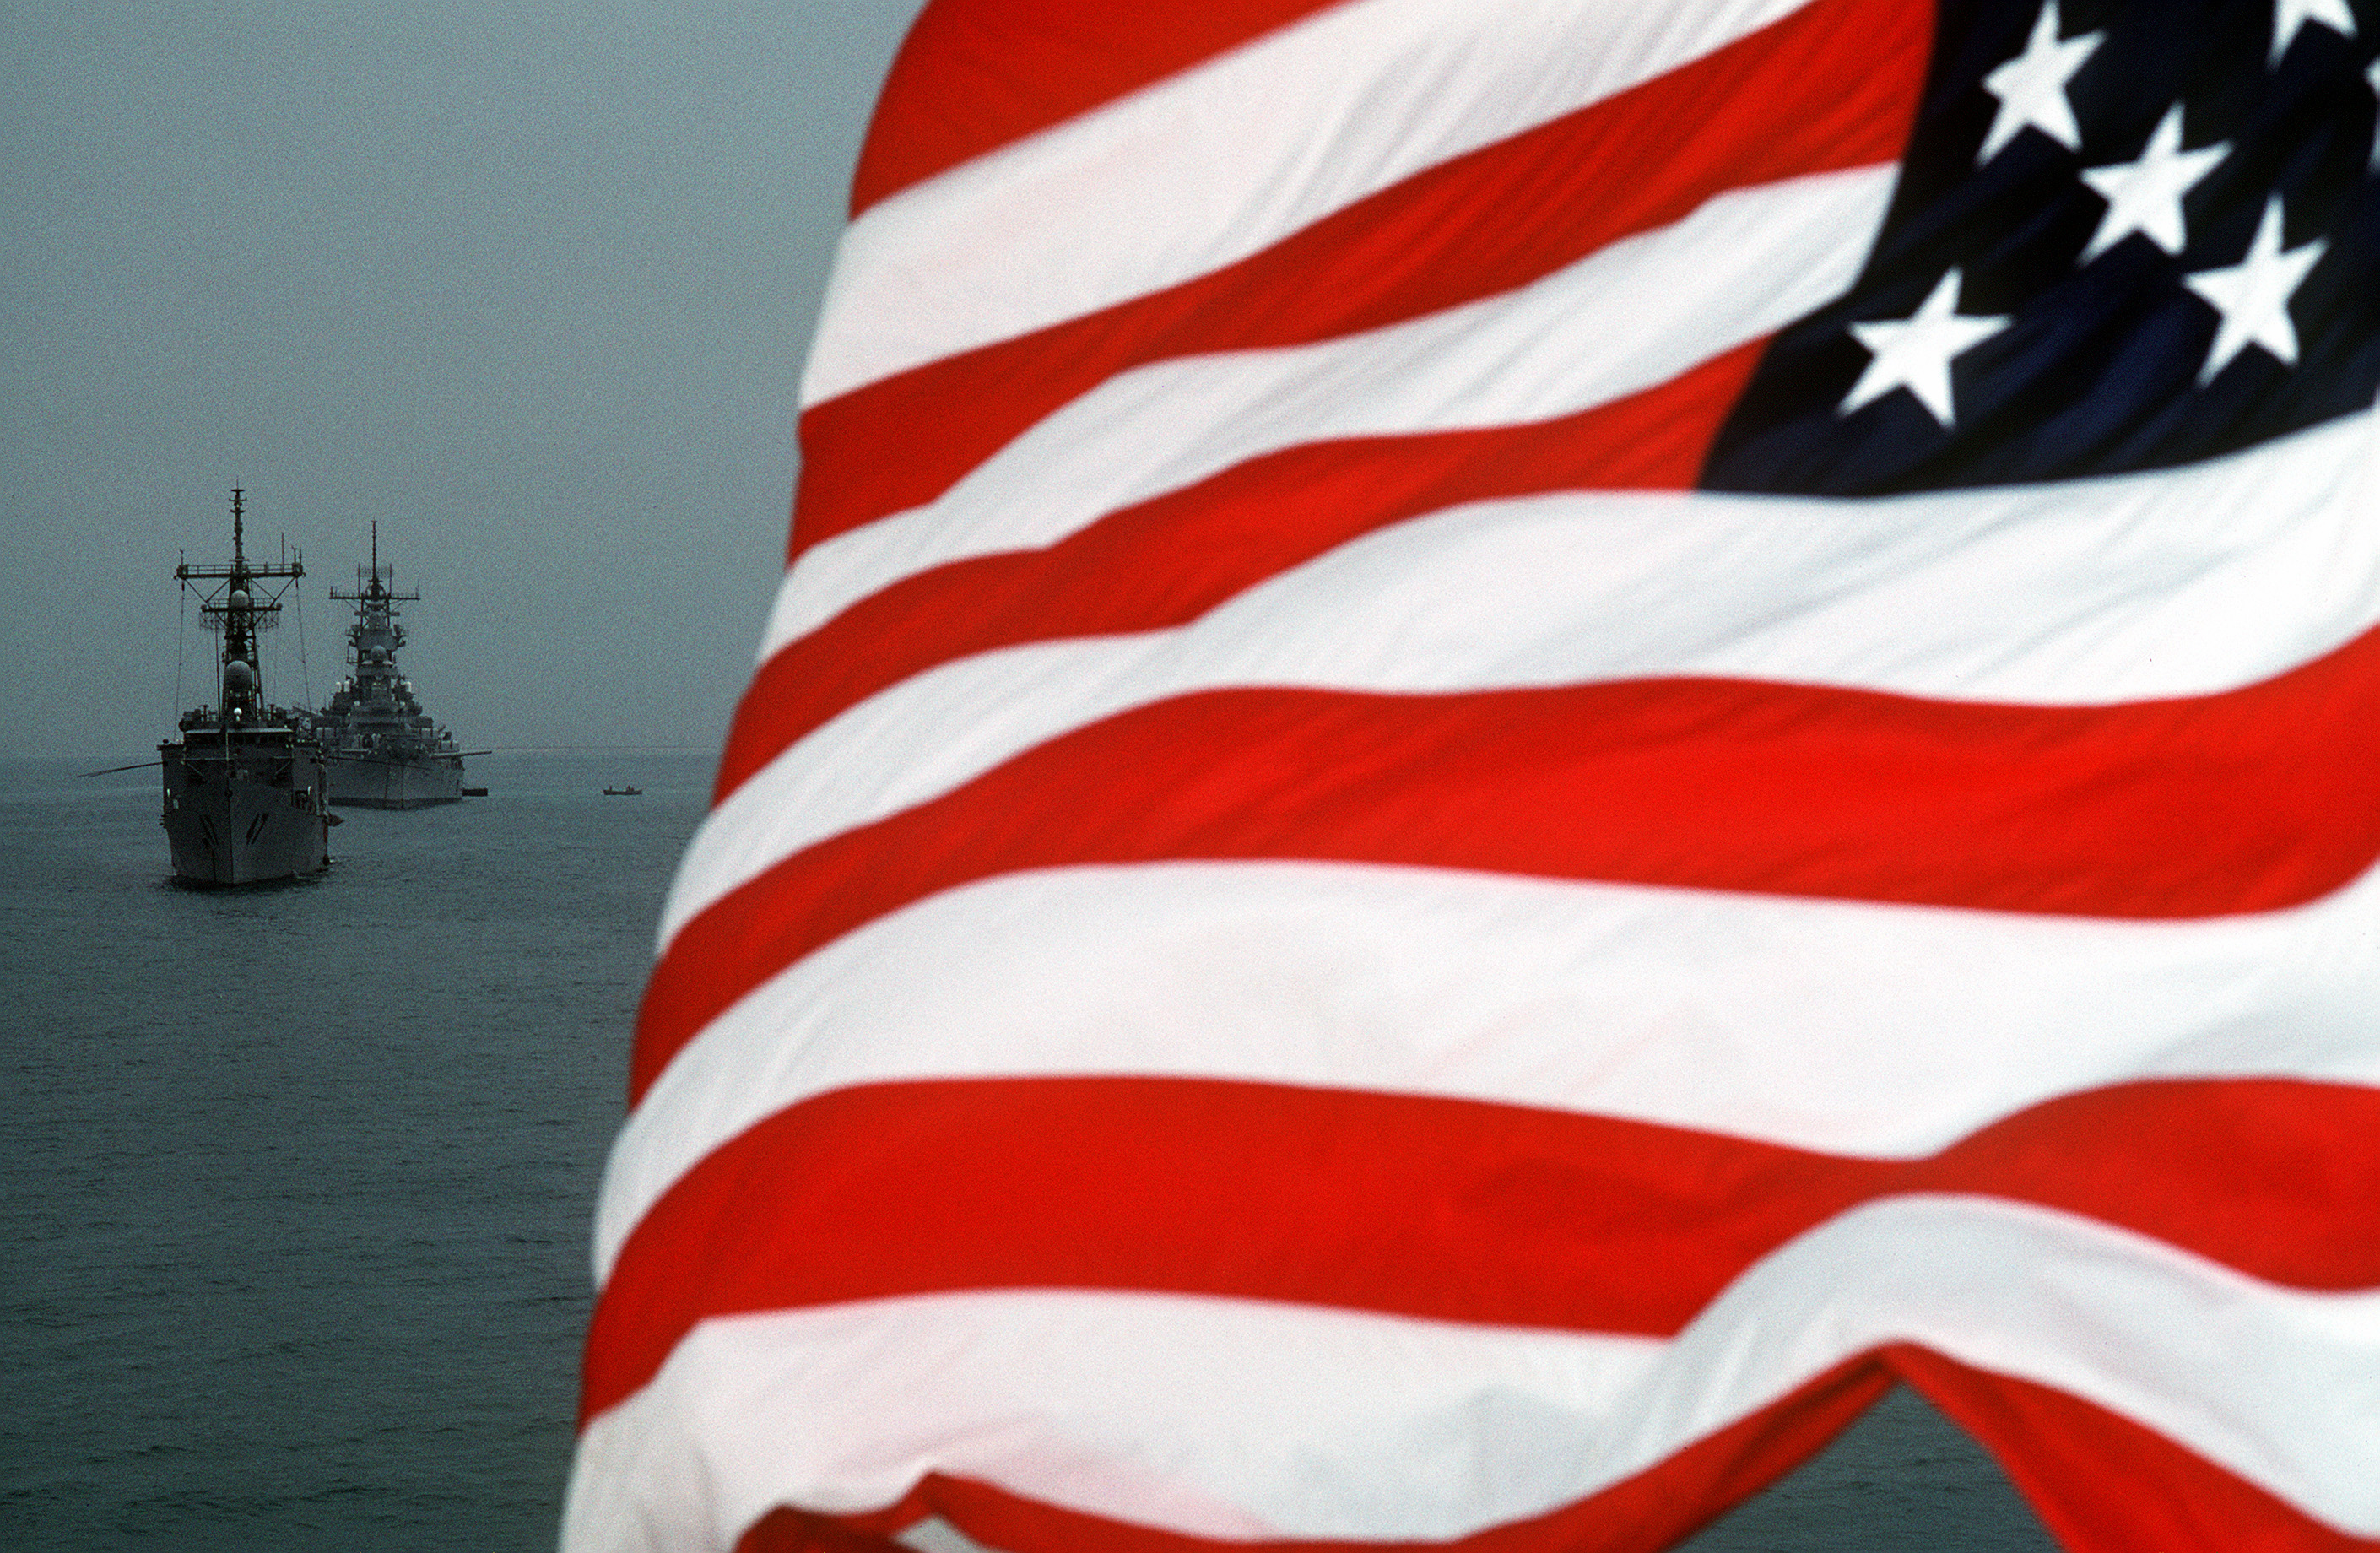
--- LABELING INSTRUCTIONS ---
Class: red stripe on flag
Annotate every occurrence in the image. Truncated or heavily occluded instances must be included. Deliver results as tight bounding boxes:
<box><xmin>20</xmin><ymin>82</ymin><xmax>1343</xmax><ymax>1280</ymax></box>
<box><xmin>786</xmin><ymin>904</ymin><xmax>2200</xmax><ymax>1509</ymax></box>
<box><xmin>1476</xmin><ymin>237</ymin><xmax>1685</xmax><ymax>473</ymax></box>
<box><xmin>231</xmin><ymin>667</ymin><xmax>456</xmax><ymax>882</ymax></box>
<box><xmin>644</xmin><ymin>625</ymin><xmax>2380</xmax><ymax>1099</ymax></box>
<box><xmin>729</xmin><ymin>1345</ymin><xmax>2380</xmax><ymax>1552</ymax></box>
<box><xmin>1890</xmin><ymin>1347</ymin><xmax>2380</xmax><ymax>1553</ymax></box>
<box><xmin>721</xmin><ymin>342</ymin><xmax>1761</xmax><ymax>802</ymax></box>
<box><xmin>739</xmin><ymin>1358</ymin><xmax>1901</xmax><ymax>1553</ymax></box>
<box><xmin>795</xmin><ymin>0</ymin><xmax>1927</xmax><ymax>555</ymax></box>
<box><xmin>583</xmin><ymin>1076</ymin><xmax>2380</xmax><ymax>1424</ymax></box>
<box><xmin>851</xmin><ymin>0</ymin><xmax>1350</xmax><ymax>216</ymax></box>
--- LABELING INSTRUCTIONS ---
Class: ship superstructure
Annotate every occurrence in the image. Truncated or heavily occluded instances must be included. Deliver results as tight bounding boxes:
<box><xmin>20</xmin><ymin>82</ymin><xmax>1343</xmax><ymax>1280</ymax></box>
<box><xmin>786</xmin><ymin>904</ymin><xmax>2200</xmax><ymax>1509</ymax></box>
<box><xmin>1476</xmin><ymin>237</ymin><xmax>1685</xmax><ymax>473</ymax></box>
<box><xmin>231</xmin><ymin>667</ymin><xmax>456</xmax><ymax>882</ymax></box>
<box><xmin>159</xmin><ymin>490</ymin><xmax>332</xmax><ymax>885</ymax></box>
<box><xmin>313</xmin><ymin>525</ymin><xmax>465</xmax><ymax>809</ymax></box>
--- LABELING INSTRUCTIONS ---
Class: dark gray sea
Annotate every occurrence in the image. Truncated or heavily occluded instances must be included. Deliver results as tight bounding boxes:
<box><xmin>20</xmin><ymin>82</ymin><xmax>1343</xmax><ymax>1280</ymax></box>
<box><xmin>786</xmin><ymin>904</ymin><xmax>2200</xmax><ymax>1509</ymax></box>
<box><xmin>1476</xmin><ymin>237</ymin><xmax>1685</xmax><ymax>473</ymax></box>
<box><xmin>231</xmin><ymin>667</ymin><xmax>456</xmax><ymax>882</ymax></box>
<box><xmin>1</xmin><ymin>750</ymin><xmax>2058</xmax><ymax>1552</ymax></box>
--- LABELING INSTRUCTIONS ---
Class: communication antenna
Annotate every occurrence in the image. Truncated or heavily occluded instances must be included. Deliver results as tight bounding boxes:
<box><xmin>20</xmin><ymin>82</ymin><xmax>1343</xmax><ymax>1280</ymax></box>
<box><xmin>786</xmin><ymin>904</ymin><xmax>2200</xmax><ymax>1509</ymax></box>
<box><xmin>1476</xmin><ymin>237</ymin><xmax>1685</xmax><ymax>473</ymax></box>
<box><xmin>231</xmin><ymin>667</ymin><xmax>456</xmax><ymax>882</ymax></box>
<box><xmin>176</xmin><ymin>558</ymin><xmax>187</xmax><ymax>724</ymax></box>
<box><xmin>293</xmin><ymin>544</ymin><xmax>313</xmax><ymax>709</ymax></box>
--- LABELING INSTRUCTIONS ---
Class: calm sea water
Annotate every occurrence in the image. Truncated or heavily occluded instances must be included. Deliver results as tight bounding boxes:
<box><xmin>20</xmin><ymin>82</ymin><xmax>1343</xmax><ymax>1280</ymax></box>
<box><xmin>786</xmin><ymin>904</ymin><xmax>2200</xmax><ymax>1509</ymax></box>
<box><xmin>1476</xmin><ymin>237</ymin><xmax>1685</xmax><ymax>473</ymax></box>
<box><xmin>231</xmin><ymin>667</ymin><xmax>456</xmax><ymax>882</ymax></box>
<box><xmin>0</xmin><ymin>751</ymin><xmax>2056</xmax><ymax>1551</ymax></box>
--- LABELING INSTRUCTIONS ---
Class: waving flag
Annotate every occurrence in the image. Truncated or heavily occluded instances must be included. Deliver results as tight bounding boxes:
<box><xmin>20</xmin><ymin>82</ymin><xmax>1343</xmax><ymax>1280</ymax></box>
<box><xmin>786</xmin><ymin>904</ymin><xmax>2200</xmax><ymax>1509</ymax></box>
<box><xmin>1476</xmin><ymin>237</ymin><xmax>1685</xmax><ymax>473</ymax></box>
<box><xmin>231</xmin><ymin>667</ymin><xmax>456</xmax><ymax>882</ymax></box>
<box><xmin>567</xmin><ymin>1</ymin><xmax>2380</xmax><ymax>1550</ymax></box>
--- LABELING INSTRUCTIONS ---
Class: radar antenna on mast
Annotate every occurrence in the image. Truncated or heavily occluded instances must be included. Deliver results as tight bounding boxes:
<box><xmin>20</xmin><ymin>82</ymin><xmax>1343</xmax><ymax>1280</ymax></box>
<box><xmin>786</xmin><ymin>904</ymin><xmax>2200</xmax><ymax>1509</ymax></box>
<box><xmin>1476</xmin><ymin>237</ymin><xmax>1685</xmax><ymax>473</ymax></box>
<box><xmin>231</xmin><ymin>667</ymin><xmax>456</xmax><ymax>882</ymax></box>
<box><xmin>175</xmin><ymin>488</ymin><xmax>305</xmax><ymax>713</ymax></box>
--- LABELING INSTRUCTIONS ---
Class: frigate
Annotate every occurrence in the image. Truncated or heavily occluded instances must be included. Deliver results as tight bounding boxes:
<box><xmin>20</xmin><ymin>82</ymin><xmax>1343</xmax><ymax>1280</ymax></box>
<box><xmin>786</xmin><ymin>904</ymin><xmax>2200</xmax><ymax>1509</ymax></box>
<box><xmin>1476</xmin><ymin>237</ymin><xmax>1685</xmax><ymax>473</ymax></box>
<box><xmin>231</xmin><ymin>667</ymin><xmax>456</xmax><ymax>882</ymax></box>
<box><xmin>312</xmin><ymin>525</ymin><xmax>468</xmax><ymax>808</ymax></box>
<box><xmin>159</xmin><ymin>490</ymin><xmax>333</xmax><ymax>885</ymax></box>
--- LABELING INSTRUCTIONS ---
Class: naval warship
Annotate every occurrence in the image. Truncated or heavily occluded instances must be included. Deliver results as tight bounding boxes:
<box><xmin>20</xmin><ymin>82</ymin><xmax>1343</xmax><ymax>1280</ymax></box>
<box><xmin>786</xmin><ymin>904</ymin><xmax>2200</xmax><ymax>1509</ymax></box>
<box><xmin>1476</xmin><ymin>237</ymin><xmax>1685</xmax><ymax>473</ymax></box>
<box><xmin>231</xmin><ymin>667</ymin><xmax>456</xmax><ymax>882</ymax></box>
<box><xmin>311</xmin><ymin>525</ymin><xmax>467</xmax><ymax>808</ymax></box>
<box><xmin>159</xmin><ymin>490</ymin><xmax>333</xmax><ymax>885</ymax></box>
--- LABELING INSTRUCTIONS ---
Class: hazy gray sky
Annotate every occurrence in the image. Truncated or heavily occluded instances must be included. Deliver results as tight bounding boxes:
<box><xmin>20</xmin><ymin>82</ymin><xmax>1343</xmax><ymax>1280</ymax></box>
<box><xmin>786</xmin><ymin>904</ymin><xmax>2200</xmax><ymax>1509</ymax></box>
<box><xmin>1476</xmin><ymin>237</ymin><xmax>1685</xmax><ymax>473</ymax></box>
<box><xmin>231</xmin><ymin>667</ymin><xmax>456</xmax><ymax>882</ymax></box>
<box><xmin>3</xmin><ymin>0</ymin><xmax>929</xmax><ymax>760</ymax></box>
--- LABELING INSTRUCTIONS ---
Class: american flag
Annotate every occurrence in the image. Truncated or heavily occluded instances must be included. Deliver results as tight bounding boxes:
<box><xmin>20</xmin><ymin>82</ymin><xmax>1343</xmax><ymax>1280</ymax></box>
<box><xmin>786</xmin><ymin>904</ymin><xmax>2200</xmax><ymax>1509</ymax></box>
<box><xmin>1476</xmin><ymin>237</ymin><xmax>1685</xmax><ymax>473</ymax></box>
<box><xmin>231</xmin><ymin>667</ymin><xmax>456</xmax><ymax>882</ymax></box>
<box><xmin>567</xmin><ymin>2</ymin><xmax>2380</xmax><ymax>1549</ymax></box>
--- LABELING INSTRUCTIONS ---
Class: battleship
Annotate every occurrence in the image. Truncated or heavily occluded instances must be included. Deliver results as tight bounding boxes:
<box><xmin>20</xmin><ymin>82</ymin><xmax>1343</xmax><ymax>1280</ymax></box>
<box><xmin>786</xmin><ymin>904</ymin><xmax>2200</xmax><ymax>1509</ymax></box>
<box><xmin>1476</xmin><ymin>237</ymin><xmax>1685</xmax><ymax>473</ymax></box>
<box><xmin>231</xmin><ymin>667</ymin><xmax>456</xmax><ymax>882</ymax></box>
<box><xmin>159</xmin><ymin>490</ymin><xmax>333</xmax><ymax>885</ymax></box>
<box><xmin>311</xmin><ymin>525</ymin><xmax>468</xmax><ymax>808</ymax></box>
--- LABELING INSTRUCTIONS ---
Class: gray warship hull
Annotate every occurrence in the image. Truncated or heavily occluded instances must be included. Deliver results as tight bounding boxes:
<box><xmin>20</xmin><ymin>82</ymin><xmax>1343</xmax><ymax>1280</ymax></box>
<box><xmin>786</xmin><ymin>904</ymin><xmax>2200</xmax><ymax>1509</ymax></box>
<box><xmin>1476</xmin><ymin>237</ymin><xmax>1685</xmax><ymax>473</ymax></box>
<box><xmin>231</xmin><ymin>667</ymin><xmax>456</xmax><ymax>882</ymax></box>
<box><xmin>160</xmin><ymin>733</ymin><xmax>332</xmax><ymax>885</ymax></box>
<box><xmin>325</xmin><ymin>751</ymin><xmax>464</xmax><ymax>809</ymax></box>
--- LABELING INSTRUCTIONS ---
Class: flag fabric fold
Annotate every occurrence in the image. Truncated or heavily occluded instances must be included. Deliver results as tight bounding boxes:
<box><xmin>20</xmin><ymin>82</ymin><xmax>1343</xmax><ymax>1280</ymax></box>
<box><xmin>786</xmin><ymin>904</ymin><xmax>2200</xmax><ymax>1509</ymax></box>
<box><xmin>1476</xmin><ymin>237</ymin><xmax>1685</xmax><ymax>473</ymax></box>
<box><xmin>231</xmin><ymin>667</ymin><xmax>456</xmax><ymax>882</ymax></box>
<box><xmin>568</xmin><ymin>1</ymin><xmax>2380</xmax><ymax>1549</ymax></box>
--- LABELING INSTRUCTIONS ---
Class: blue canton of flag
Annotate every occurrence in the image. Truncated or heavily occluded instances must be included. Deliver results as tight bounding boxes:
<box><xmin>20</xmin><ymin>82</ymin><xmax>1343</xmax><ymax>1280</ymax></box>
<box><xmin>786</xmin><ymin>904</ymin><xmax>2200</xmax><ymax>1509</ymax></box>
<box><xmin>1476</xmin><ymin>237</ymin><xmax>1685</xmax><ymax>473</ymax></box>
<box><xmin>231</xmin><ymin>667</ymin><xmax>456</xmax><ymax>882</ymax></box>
<box><xmin>1707</xmin><ymin>0</ymin><xmax>2380</xmax><ymax>492</ymax></box>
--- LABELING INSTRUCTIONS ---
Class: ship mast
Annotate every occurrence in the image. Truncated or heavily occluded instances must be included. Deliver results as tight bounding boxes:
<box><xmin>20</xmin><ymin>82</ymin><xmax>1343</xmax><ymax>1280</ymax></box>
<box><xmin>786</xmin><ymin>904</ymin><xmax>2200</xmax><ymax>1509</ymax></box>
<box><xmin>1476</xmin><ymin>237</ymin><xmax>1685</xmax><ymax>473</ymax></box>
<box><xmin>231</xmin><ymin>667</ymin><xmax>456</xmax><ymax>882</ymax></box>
<box><xmin>330</xmin><ymin>520</ymin><xmax>419</xmax><ymax>689</ymax></box>
<box><xmin>224</xmin><ymin>491</ymin><xmax>257</xmax><ymax>702</ymax></box>
<box><xmin>177</xmin><ymin>487</ymin><xmax>306</xmax><ymax>724</ymax></box>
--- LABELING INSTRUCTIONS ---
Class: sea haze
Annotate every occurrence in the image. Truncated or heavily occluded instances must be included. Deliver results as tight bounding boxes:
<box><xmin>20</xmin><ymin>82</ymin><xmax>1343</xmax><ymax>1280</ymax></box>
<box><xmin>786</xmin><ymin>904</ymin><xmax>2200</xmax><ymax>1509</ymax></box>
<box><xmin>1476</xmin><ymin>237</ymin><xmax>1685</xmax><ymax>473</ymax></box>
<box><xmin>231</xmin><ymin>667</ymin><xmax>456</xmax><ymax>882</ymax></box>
<box><xmin>0</xmin><ymin>750</ymin><xmax>2053</xmax><ymax>1551</ymax></box>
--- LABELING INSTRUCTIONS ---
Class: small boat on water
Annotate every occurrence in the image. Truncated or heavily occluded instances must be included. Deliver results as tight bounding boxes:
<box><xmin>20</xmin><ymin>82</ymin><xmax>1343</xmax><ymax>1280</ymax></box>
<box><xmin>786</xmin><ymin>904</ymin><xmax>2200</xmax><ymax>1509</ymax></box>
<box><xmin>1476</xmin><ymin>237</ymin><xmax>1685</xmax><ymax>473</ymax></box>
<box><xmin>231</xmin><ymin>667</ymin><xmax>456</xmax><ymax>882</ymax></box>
<box><xmin>603</xmin><ymin>786</ymin><xmax>642</xmax><ymax>797</ymax></box>
<box><xmin>158</xmin><ymin>490</ymin><xmax>333</xmax><ymax>885</ymax></box>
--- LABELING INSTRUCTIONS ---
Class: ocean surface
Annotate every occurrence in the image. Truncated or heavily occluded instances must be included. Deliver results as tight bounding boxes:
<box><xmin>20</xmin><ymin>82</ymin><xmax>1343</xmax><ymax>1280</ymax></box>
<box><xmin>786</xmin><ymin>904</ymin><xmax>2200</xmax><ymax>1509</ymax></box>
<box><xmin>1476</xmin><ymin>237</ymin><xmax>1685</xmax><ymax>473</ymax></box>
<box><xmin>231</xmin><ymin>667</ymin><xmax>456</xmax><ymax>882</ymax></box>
<box><xmin>1</xmin><ymin>749</ymin><xmax>2057</xmax><ymax>1551</ymax></box>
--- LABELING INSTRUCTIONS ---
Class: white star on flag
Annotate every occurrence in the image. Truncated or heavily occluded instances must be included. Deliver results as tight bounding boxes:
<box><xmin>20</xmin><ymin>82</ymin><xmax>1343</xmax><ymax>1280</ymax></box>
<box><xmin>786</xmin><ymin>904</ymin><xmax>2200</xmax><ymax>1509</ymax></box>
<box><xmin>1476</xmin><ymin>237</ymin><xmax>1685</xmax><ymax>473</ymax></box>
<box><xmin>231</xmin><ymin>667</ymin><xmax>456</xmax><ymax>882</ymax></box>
<box><xmin>2080</xmin><ymin>106</ymin><xmax>2227</xmax><ymax>259</ymax></box>
<box><xmin>1978</xmin><ymin>1</ymin><xmax>2104</xmax><ymax>163</ymax></box>
<box><xmin>2184</xmin><ymin>196</ymin><xmax>2327</xmax><ymax>384</ymax></box>
<box><xmin>1840</xmin><ymin>268</ymin><xmax>2012</xmax><ymax>427</ymax></box>
<box><xmin>2269</xmin><ymin>0</ymin><xmax>2357</xmax><ymax>66</ymax></box>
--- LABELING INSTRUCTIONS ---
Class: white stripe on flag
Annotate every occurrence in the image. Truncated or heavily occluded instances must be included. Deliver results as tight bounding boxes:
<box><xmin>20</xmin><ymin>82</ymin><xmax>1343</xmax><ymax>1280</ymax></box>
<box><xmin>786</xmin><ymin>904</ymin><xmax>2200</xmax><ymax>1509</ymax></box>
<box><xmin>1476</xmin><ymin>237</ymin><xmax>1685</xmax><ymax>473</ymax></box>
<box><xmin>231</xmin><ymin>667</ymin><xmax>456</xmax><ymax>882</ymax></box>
<box><xmin>802</xmin><ymin>0</ymin><xmax>1819</xmax><ymax>404</ymax></box>
<box><xmin>773</xmin><ymin>165</ymin><xmax>1893</xmax><ymax>652</ymax></box>
<box><xmin>569</xmin><ymin>1199</ymin><xmax>2380</xmax><ymax>1549</ymax></box>
<box><xmin>676</xmin><ymin>409</ymin><xmax>2380</xmax><ymax>945</ymax></box>
<box><xmin>605</xmin><ymin>858</ymin><xmax>2380</xmax><ymax>1278</ymax></box>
